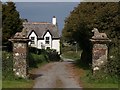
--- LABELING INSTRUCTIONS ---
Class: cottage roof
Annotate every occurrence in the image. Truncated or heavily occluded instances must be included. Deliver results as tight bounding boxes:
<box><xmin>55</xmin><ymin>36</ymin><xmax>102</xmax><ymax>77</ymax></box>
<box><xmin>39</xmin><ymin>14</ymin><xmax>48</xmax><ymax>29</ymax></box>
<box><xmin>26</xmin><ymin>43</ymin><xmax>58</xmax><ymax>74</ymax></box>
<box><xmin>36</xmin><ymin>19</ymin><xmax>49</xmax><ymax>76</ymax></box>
<box><xmin>23</xmin><ymin>22</ymin><xmax>59</xmax><ymax>39</ymax></box>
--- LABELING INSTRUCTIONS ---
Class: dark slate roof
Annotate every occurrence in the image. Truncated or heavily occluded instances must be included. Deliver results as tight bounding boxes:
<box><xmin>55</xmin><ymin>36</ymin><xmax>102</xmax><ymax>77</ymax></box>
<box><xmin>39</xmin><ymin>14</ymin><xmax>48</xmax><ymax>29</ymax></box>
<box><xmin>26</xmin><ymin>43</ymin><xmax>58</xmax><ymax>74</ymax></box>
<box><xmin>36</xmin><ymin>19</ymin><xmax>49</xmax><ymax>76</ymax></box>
<box><xmin>23</xmin><ymin>22</ymin><xmax>60</xmax><ymax>39</ymax></box>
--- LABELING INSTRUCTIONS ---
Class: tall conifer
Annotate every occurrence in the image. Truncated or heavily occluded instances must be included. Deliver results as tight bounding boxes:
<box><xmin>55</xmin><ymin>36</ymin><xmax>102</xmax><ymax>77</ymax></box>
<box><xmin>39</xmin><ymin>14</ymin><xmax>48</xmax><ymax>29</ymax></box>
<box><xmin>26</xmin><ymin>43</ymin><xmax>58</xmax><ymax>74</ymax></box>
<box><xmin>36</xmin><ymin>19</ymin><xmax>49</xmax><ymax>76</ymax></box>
<box><xmin>2</xmin><ymin>2</ymin><xmax>23</xmax><ymax>46</ymax></box>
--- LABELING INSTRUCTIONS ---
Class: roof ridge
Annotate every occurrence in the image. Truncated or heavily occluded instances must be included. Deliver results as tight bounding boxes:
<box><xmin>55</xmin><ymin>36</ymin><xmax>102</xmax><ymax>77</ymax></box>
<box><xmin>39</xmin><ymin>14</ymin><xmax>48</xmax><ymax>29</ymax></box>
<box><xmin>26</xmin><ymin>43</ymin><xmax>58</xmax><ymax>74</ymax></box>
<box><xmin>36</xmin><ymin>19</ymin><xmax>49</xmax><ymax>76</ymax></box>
<box><xmin>23</xmin><ymin>22</ymin><xmax>51</xmax><ymax>25</ymax></box>
<box><xmin>23</xmin><ymin>21</ymin><xmax>59</xmax><ymax>38</ymax></box>
<box><xmin>32</xmin><ymin>22</ymin><xmax>51</xmax><ymax>24</ymax></box>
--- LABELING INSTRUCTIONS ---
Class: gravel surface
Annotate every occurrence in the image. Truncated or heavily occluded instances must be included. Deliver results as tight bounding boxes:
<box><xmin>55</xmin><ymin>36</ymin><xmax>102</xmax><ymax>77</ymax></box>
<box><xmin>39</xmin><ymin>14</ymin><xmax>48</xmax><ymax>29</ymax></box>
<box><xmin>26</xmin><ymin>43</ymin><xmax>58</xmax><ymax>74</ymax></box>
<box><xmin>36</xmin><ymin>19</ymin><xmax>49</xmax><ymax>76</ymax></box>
<box><xmin>33</xmin><ymin>62</ymin><xmax>82</xmax><ymax>89</ymax></box>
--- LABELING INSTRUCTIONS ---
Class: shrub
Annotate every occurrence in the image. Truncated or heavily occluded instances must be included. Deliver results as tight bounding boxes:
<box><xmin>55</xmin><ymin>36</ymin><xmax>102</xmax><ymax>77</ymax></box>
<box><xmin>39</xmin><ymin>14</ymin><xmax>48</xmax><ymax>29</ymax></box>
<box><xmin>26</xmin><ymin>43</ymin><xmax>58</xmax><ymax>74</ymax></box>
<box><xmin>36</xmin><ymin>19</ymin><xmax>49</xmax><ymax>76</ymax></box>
<box><xmin>28</xmin><ymin>52</ymin><xmax>49</xmax><ymax>68</ymax></box>
<box><xmin>2</xmin><ymin>50</ymin><xmax>49</xmax><ymax>80</ymax></box>
<box><xmin>2</xmin><ymin>51</ymin><xmax>15</xmax><ymax>80</ymax></box>
<box><xmin>29</xmin><ymin>47</ymin><xmax>42</xmax><ymax>54</ymax></box>
<box><xmin>81</xmin><ymin>69</ymin><xmax>118</xmax><ymax>84</ymax></box>
<box><xmin>107</xmin><ymin>46</ymin><xmax>120</xmax><ymax>78</ymax></box>
<box><xmin>75</xmin><ymin>59</ymin><xmax>90</xmax><ymax>70</ymax></box>
<box><xmin>46</xmin><ymin>49</ymin><xmax>60</xmax><ymax>61</ymax></box>
<box><xmin>28</xmin><ymin>53</ymin><xmax>37</xmax><ymax>68</ymax></box>
<box><xmin>75</xmin><ymin>58</ymin><xmax>118</xmax><ymax>84</ymax></box>
<box><xmin>29</xmin><ymin>47</ymin><xmax>60</xmax><ymax>62</ymax></box>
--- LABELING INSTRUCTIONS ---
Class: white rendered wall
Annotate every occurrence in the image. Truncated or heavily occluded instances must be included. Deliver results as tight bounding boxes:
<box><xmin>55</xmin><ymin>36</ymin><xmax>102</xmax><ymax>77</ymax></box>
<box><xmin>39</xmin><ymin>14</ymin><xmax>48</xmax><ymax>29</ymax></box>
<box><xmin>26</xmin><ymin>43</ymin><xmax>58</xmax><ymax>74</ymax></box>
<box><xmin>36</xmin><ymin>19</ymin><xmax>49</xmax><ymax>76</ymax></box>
<box><xmin>29</xmin><ymin>31</ymin><xmax>60</xmax><ymax>54</ymax></box>
<box><xmin>52</xmin><ymin>39</ymin><xmax>60</xmax><ymax>54</ymax></box>
<box><xmin>28</xmin><ymin>31</ymin><xmax>37</xmax><ymax>48</ymax></box>
<box><xmin>37</xmin><ymin>40</ymin><xmax>45</xmax><ymax>49</ymax></box>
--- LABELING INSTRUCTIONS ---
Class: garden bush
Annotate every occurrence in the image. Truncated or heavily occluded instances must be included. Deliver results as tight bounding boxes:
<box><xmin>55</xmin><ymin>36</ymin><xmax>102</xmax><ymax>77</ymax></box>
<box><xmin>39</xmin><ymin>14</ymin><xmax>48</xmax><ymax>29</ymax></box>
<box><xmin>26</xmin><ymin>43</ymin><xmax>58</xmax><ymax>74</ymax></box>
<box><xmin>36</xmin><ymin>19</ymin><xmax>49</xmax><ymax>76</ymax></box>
<box><xmin>107</xmin><ymin>46</ymin><xmax>120</xmax><ymax>79</ymax></box>
<box><xmin>2</xmin><ymin>49</ymin><xmax>49</xmax><ymax>79</ymax></box>
<box><xmin>29</xmin><ymin>47</ymin><xmax>42</xmax><ymax>54</ymax></box>
<box><xmin>2</xmin><ymin>51</ymin><xmax>15</xmax><ymax>80</ymax></box>
<box><xmin>2</xmin><ymin>46</ymin><xmax>60</xmax><ymax>80</ymax></box>
<box><xmin>28</xmin><ymin>52</ymin><xmax>49</xmax><ymax>68</ymax></box>
<box><xmin>29</xmin><ymin>47</ymin><xmax>60</xmax><ymax>62</ymax></box>
<box><xmin>82</xmin><ymin>70</ymin><xmax>118</xmax><ymax>84</ymax></box>
<box><xmin>46</xmin><ymin>49</ymin><xmax>60</xmax><ymax>61</ymax></box>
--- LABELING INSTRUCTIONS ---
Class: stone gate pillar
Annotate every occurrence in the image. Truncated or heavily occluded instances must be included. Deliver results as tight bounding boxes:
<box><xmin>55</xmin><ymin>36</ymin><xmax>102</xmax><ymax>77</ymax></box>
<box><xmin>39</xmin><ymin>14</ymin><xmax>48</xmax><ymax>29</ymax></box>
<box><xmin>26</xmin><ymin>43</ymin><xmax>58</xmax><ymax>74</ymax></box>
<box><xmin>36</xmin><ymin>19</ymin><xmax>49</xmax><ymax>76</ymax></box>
<box><xmin>90</xmin><ymin>28</ymin><xmax>111</xmax><ymax>74</ymax></box>
<box><xmin>9</xmin><ymin>31</ymin><xmax>30</xmax><ymax>78</ymax></box>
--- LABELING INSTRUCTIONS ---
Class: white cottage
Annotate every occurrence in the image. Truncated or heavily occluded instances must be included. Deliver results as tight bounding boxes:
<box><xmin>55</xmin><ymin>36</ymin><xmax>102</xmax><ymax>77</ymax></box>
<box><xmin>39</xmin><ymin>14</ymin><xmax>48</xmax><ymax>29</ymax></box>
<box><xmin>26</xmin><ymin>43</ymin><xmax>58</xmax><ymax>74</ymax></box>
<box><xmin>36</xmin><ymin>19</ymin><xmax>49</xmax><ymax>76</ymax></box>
<box><xmin>23</xmin><ymin>16</ymin><xmax>60</xmax><ymax>54</ymax></box>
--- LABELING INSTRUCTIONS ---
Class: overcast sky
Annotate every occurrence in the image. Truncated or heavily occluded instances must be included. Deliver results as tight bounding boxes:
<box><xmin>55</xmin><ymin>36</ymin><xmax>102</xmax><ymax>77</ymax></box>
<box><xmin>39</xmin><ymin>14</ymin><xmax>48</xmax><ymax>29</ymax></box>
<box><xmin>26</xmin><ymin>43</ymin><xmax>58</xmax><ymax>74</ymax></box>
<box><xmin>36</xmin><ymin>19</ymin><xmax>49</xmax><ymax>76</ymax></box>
<box><xmin>2</xmin><ymin>0</ymin><xmax>81</xmax><ymax>2</ymax></box>
<box><xmin>15</xmin><ymin>2</ymin><xmax>80</xmax><ymax>32</ymax></box>
<box><xmin>2</xmin><ymin>0</ymin><xmax>119</xmax><ymax>2</ymax></box>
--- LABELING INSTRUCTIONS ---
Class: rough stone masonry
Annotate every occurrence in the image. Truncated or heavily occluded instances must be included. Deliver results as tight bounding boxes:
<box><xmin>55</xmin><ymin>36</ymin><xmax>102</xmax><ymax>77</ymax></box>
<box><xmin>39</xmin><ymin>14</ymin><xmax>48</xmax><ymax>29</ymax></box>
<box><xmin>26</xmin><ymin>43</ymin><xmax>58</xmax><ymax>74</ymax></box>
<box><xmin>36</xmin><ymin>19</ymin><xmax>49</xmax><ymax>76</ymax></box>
<box><xmin>90</xmin><ymin>28</ymin><xmax>111</xmax><ymax>74</ymax></box>
<box><xmin>9</xmin><ymin>29</ymin><xmax>30</xmax><ymax>78</ymax></box>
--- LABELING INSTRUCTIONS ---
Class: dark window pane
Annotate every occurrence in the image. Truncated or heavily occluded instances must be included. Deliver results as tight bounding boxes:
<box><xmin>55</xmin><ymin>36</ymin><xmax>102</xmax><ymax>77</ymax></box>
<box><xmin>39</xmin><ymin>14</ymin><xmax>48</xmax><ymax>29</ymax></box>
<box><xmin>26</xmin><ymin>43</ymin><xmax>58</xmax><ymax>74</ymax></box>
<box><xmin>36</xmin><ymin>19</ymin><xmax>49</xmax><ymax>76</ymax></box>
<box><xmin>46</xmin><ymin>37</ymin><xmax>49</xmax><ymax>40</ymax></box>
<box><xmin>31</xmin><ymin>37</ymin><xmax>35</xmax><ymax>40</ymax></box>
<box><xmin>31</xmin><ymin>37</ymin><xmax>35</xmax><ymax>44</ymax></box>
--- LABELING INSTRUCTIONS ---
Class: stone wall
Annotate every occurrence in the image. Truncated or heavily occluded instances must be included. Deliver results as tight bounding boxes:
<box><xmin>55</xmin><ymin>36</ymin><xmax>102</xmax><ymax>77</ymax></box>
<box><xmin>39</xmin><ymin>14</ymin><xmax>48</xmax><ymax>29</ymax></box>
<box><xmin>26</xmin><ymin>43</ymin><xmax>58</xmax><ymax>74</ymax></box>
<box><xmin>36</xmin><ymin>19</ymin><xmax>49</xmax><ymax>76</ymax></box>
<box><xmin>13</xmin><ymin>42</ymin><xmax>28</xmax><ymax>78</ymax></box>
<box><xmin>9</xmin><ymin>29</ymin><xmax>30</xmax><ymax>78</ymax></box>
<box><xmin>92</xmin><ymin>44</ymin><xmax>108</xmax><ymax>73</ymax></box>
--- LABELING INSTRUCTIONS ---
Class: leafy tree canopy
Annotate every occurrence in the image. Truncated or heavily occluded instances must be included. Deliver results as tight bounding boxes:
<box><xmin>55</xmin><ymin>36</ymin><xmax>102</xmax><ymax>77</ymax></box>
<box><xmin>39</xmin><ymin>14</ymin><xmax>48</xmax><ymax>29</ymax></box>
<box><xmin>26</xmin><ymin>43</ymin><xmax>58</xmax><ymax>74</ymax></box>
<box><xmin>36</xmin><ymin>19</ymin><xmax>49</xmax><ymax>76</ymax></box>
<box><xmin>62</xmin><ymin>2</ymin><xmax>120</xmax><ymax>74</ymax></box>
<box><xmin>2</xmin><ymin>2</ymin><xmax>23</xmax><ymax>46</ymax></box>
<box><xmin>63</xmin><ymin>2</ymin><xmax>120</xmax><ymax>47</ymax></box>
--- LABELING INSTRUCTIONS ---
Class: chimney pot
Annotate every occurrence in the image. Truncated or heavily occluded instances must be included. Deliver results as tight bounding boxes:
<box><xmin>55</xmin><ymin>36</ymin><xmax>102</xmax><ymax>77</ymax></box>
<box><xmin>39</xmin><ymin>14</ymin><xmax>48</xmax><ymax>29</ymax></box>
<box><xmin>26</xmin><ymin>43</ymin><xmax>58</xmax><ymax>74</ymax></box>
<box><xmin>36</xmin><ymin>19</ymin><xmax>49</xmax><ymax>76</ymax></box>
<box><xmin>52</xmin><ymin>16</ymin><xmax>57</xmax><ymax>25</ymax></box>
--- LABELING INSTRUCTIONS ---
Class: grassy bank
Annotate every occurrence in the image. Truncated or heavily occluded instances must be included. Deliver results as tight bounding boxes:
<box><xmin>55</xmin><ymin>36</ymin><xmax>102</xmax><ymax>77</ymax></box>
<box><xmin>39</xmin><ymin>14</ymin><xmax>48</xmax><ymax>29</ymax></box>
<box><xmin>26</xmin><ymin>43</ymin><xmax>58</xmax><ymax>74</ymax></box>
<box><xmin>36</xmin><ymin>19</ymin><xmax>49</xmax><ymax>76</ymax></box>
<box><xmin>2</xmin><ymin>50</ymin><xmax>49</xmax><ymax>88</ymax></box>
<box><xmin>74</xmin><ymin>60</ymin><xmax>119</xmax><ymax>89</ymax></box>
<box><xmin>82</xmin><ymin>83</ymin><xmax>118</xmax><ymax>89</ymax></box>
<box><xmin>61</xmin><ymin>50</ymin><xmax>82</xmax><ymax>60</ymax></box>
<box><xmin>2</xmin><ymin>48</ymin><xmax>60</xmax><ymax>88</ymax></box>
<box><xmin>2</xmin><ymin>61</ymin><xmax>48</xmax><ymax>88</ymax></box>
<box><xmin>2</xmin><ymin>79</ymin><xmax>33</xmax><ymax>88</ymax></box>
<box><xmin>80</xmin><ymin>70</ymin><xmax>119</xmax><ymax>89</ymax></box>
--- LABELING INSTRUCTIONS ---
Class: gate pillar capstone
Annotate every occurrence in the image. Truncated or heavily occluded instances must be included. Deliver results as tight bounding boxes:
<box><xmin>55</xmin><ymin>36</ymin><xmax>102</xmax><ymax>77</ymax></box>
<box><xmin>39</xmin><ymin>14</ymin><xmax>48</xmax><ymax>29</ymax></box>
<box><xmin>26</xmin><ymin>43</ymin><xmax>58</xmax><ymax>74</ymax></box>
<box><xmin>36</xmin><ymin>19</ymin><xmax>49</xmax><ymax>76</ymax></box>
<box><xmin>90</xmin><ymin>28</ymin><xmax>111</xmax><ymax>74</ymax></box>
<box><xmin>9</xmin><ymin>30</ymin><xmax>30</xmax><ymax>78</ymax></box>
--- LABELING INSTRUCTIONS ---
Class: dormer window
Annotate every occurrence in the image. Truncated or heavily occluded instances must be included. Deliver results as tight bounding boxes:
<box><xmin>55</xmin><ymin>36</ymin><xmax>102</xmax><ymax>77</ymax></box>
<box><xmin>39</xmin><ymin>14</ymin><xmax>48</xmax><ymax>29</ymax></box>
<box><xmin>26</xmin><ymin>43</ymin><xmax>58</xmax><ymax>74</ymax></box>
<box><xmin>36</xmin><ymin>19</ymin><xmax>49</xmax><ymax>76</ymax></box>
<box><xmin>45</xmin><ymin>37</ymin><xmax>49</xmax><ymax>44</ymax></box>
<box><xmin>31</xmin><ymin>37</ymin><xmax>35</xmax><ymax>44</ymax></box>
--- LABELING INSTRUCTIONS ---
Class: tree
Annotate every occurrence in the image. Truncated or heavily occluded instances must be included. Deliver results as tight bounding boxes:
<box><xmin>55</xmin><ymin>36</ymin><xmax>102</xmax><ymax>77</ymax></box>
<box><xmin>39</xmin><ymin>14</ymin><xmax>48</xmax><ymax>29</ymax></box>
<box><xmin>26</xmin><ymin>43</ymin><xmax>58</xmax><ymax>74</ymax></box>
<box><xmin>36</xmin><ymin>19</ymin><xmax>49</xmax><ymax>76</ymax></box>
<box><xmin>62</xmin><ymin>2</ymin><xmax>120</xmax><ymax>75</ymax></box>
<box><xmin>2</xmin><ymin>2</ymin><xmax>23</xmax><ymax>47</ymax></box>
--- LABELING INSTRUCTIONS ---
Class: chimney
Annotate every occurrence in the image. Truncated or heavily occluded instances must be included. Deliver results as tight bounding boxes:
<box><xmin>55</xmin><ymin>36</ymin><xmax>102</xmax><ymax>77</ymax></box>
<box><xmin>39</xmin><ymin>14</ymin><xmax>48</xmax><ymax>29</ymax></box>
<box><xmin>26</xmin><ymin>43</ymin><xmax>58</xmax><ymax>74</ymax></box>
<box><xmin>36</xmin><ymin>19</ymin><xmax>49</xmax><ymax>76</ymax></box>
<box><xmin>52</xmin><ymin>16</ymin><xmax>57</xmax><ymax>25</ymax></box>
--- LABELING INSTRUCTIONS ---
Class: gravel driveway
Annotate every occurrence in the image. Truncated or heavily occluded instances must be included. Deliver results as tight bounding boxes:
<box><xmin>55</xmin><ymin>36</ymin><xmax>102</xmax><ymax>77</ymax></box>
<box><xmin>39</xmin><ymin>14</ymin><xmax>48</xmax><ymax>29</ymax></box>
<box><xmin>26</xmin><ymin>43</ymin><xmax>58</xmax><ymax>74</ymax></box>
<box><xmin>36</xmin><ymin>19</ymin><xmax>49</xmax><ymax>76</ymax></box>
<box><xmin>32</xmin><ymin>61</ymin><xmax>82</xmax><ymax>89</ymax></box>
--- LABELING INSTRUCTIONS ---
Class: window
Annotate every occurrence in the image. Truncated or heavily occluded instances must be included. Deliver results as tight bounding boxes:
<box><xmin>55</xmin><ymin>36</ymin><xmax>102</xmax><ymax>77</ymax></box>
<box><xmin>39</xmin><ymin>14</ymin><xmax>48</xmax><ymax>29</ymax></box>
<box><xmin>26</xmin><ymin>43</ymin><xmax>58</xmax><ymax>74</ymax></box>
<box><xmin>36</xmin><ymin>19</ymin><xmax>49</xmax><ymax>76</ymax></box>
<box><xmin>45</xmin><ymin>37</ymin><xmax>49</xmax><ymax>44</ymax></box>
<box><xmin>31</xmin><ymin>37</ymin><xmax>35</xmax><ymax>44</ymax></box>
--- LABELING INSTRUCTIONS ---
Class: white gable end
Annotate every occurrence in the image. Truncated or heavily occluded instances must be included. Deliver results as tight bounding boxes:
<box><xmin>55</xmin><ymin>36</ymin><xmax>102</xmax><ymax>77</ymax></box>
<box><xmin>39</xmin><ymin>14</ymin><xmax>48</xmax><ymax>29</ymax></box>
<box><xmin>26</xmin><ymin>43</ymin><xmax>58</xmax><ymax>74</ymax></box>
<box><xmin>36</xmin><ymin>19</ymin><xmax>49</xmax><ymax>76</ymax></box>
<box><xmin>28</xmin><ymin>30</ymin><xmax>60</xmax><ymax>54</ymax></box>
<box><xmin>44</xmin><ymin>31</ymin><xmax>52</xmax><ymax>49</ymax></box>
<box><xmin>28</xmin><ymin>31</ymin><xmax>38</xmax><ymax>48</ymax></box>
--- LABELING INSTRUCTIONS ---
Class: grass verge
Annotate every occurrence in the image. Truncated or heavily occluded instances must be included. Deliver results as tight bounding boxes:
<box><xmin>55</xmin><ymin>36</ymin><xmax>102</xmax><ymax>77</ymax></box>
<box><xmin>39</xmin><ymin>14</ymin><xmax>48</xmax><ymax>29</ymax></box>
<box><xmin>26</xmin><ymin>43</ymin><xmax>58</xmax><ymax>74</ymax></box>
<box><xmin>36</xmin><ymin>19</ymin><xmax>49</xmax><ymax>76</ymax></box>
<box><xmin>61</xmin><ymin>50</ymin><xmax>82</xmax><ymax>60</ymax></box>
<box><xmin>72</xmin><ymin>59</ymin><xmax>119</xmax><ymax>89</ymax></box>
<box><xmin>3</xmin><ymin>61</ymin><xmax>49</xmax><ymax>88</ymax></box>
<box><xmin>2</xmin><ymin>79</ymin><xmax>33</xmax><ymax>88</ymax></box>
<box><xmin>80</xmin><ymin>70</ymin><xmax>119</xmax><ymax>89</ymax></box>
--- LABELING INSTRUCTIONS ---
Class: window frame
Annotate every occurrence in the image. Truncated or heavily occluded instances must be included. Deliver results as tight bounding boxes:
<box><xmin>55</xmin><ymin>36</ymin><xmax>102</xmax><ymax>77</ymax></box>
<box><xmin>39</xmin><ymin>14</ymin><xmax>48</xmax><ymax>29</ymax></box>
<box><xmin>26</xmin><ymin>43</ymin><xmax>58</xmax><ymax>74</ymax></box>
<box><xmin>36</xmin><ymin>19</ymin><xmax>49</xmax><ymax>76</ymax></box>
<box><xmin>31</xmin><ymin>37</ymin><xmax>35</xmax><ymax>44</ymax></box>
<box><xmin>45</xmin><ymin>37</ymin><xmax>50</xmax><ymax>44</ymax></box>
